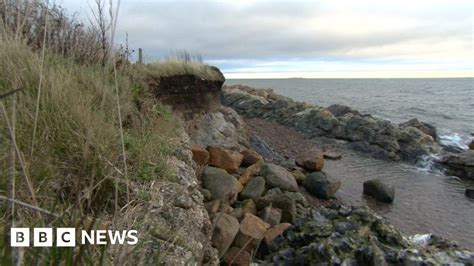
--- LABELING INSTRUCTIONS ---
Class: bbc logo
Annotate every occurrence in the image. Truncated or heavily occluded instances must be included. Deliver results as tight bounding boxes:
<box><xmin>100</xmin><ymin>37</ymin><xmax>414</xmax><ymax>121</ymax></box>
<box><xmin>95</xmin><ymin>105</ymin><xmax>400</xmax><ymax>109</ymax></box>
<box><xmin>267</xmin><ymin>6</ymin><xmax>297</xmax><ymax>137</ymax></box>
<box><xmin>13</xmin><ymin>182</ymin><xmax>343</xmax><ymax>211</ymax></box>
<box><xmin>11</xmin><ymin>228</ymin><xmax>76</xmax><ymax>247</ymax></box>
<box><xmin>10</xmin><ymin>228</ymin><xmax>138</xmax><ymax>247</ymax></box>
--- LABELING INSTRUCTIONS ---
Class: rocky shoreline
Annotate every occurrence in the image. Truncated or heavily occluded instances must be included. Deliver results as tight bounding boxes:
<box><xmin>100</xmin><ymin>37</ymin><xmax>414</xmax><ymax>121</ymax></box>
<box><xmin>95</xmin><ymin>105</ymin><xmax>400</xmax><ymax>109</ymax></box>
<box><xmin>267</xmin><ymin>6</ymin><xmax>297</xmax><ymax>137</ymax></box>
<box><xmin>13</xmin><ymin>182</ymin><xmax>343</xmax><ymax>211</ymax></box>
<box><xmin>222</xmin><ymin>84</ymin><xmax>474</xmax><ymax>181</ymax></box>
<box><xmin>151</xmin><ymin>76</ymin><xmax>473</xmax><ymax>264</ymax></box>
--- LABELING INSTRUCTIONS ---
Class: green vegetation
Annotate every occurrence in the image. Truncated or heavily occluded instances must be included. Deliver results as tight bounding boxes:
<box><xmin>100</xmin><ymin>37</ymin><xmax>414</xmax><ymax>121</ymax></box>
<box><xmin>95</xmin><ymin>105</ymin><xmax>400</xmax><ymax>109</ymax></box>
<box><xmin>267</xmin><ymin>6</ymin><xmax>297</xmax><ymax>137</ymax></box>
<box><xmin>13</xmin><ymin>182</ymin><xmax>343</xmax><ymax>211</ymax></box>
<box><xmin>0</xmin><ymin>0</ymin><xmax>224</xmax><ymax>263</ymax></box>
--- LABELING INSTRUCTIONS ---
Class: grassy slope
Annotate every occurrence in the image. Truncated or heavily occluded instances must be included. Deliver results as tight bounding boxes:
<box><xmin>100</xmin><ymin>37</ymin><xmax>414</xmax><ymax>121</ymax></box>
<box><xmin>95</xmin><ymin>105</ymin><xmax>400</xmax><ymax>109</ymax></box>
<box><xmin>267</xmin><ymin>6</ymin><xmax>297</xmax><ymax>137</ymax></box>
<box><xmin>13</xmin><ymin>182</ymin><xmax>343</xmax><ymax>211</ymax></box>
<box><xmin>0</xmin><ymin>39</ymin><xmax>222</xmax><ymax>263</ymax></box>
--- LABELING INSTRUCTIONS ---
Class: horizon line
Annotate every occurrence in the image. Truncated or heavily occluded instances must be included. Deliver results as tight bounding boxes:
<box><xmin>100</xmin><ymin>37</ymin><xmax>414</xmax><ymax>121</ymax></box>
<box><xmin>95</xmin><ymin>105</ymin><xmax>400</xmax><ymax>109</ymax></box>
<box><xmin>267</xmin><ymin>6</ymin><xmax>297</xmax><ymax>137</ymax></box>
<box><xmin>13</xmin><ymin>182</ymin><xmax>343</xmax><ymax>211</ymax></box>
<box><xmin>223</xmin><ymin>70</ymin><xmax>474</xmax><ymax>79</ymax></box>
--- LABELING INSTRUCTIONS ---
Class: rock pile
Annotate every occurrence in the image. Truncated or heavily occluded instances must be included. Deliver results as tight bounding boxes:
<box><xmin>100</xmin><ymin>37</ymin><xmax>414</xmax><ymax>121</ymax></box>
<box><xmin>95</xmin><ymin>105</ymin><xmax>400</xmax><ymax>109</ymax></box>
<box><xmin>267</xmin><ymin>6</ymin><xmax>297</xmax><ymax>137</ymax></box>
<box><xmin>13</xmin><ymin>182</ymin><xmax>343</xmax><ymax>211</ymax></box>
<box><xmin>222</xmin><ymin>85</ymin><xmax>440</xmax><ymax>163</ymax></box>
<box><xmin>261</xmin><ymin>204</ymin><xmax>474</xmax><ymax>265</ymax></box>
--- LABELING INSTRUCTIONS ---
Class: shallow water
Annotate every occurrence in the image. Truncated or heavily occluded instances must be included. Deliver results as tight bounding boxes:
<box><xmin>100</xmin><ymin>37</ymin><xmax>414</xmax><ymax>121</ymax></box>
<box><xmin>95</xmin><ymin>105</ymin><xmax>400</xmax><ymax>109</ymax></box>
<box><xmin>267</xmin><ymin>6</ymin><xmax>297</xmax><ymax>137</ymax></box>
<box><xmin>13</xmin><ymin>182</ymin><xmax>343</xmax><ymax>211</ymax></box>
<box><xmin>325</xmin><ymin>152</ymin><xmax>474</xmax><ymax>249</ymax></box>
<box><xmin>226</xmin><ymin>78</ymin><xmax>474</xmax><ymax>249</ymax></box>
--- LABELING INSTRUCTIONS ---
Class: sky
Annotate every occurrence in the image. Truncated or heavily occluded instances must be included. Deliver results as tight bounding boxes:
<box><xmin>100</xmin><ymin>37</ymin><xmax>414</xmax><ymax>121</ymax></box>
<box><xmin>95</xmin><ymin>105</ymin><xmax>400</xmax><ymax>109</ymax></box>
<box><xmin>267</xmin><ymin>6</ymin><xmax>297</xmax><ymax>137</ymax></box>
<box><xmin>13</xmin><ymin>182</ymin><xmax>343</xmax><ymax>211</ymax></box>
<box><xmin>59</xmin><ymin>0</ymin><xmax>473</xmax><ymax>78</ymax></box>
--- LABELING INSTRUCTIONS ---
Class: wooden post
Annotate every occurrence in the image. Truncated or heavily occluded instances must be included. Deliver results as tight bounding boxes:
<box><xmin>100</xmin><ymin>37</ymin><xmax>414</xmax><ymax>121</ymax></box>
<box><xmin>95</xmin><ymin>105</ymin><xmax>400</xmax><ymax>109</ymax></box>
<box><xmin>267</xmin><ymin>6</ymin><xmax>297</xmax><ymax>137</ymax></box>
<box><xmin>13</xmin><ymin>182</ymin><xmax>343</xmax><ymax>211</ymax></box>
<box><xmin>138</xmin><ymin>48</ymin><xmax>143</xmax><ymax>64</ymax></box>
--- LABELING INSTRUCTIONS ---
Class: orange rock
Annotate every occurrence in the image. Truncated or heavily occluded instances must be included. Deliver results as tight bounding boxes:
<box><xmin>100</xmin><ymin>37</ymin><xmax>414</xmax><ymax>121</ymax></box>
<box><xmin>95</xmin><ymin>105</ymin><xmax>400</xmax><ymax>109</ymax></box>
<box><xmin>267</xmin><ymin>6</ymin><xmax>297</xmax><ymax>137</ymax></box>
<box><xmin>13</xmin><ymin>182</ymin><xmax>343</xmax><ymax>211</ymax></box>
<box><xmin>191</xmin><ymin>146</ymin><xmax>209</xmax><ymax>165</ymax></box>
<box><xmin>238</xmin><ymin>160</ymin><xmax>263</xmax><ymax>185</ymax></box>
<box><xmin>223</xmin><ymin>246</ymin><xmax>251</xmax><ymax>266</ymax></box>
<box><xmin>264</xmin><ymin>223</ymin><xmax>291</xmax><ymax>246</ymax></box>
<box><xmin>208</xmin><ymin>146</ymin><xmax>244</xmax><ymax>174</ymax></box>
<box><xmin>296</xmin><ymin>149</ymin><xmax>324</xmax><ymax>171</ymax></box>
<box><xmin>233</xmin><ymin>213</ymin><xmax>271</xmax><ymax>253</ymax></box>
<box><xmin>241</xmin><ymin>149</ymin><xmax>263</xmax><ymax>167</ymax></box>
<box><xmin>241</xmin><ymin>199</ymin><xmax>257</xmax><ymax>216</ymax></box>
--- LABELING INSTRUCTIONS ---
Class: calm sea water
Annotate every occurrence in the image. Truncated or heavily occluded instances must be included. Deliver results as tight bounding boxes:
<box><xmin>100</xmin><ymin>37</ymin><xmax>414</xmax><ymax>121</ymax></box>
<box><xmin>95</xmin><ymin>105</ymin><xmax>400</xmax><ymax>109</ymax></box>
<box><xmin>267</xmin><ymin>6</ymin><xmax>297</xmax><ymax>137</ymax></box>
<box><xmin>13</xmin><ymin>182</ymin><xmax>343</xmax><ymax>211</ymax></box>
<box><xmin>226</xmin><ymin>78</ymin><xmax>474</xmax><ymax>149</ymax></box>
<box><xmin>226</xmin><ymin>78</ymin><xmax>474</xmax><ymax>249</ymax></box>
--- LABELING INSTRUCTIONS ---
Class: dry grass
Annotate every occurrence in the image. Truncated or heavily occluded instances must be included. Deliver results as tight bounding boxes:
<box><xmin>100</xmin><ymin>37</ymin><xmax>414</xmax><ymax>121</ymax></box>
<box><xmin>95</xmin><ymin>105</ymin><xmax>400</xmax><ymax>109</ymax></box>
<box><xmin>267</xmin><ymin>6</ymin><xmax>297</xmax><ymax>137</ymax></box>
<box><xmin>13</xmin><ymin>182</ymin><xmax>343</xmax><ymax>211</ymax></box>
<box><xmin>0</xmin><ymin>39</ymin><xmax>179</xmax><ymax>264</ymax></box>
<box><xmin>0</xmin><ymin>1</ymin><xmax>219</xmax><ymax>264</ymax></box>
<box><xmin>145</xmin><ymin>59</ymin><xmax>223</xmax><ymax>81</ymax></box>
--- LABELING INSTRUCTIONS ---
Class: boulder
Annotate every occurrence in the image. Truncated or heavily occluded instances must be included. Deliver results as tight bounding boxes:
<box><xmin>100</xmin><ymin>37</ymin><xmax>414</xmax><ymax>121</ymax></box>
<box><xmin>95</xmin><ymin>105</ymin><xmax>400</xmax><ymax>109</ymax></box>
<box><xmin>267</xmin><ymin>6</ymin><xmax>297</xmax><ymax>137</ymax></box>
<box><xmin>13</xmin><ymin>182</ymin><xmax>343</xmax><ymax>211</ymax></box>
<box><xmin>324</xmin><ymin>151</ymin><xmax>342</xmax><ymax>160</ymax></box>
<box><xmin>363</xmin><ymin>179</ymin><xmax>395</xmax><ymax>203</ymax></box>
<box><xmin>469</xmin><ymin>140</ymin><xmax>474</xmax><ymax>150</ymax></box>
<box><xmin>208</xmin><ymin>146</ymin><xmax>244</xmax><ymax>174</ymax></box>
<box><xmin>223</xmin><ymin>246</ymin><xmax>251</xmax><ymax>266</ymax></box>
<box><xmin>230</xmin><ymin>208</ymin><xmax>243</xmax><ymax>221</ymax></box>
<box><xmin>199</xmin><ymin>188</ymin><xmax>212</xmax><ymax>202</ymax></box>
<box><xmin>242</xmin><ymin>199</ymin><xmax>257</xmax><ymax>216</ymax></box>
<box><xmin>400</xmin><ymin>118</ymin><xmax>437</xmax><ymax>140</ymax></box>
<box><xmin>203</xmin><ymin>167</ymin><xmax>243</xmax><ymax>202</ymax></box>
<box><xmin>255</xmin><ymin>194</ymin><xmax>296</xmax><ymax>223</ymax></box>
<box><xmin>303</xmin><ymin>172</ymin><xmax>341</xmax><ymax>199</ymax></box>
<box><xmin>259</xmin><ymin>207</ymin><xmax>282</xmax><ymax>226</ymax></box>
<box><xmin>284</xmin><ymin>191</ymin><xmax>308</xmax><ymax>207</ymax></box>
<box><xmin>295</xmin><ymin>149</ymin><xmax>325</xmax><ymax>171</ymax></box>
<box><xmin>241</xmin><ymin>149</ymin><xmax>263</xmax><ymax>167</ymax></box>
<box><xmin>260</xmin><ymin>163</ymin><xmax>299</xmax><ymax>192</ymax></box>
<box><xmin>233</xmin><ymin>213</ymin><xmax>271</xmax><ymax>252</ymax></box>
<box><xmin>465</xmin><ymin>188</ymin><xmax>474</xmax><ymax>199</ymax></box>
<box><xmin>239</xmin><ymin>176</ymin><xmax>266</xmax><ymax>200</ymax></box>
<box><xmin>327</xmin><ymin>104</ymin><xmax>361</xmax><ymax>117</ymax></box>
<box><xmin>265</xmin><ymin>187</ymin><xmax>283</xmax><ymax>197</ymax></box>
<box><xmin>191</xmin><ymin>145</ymin><xmax>209</xmax><ymax>165</ymax></box>
<box><xmin>443</xmin><ymin>150</ymin><xmax>474</xmax><ymax>179</ymax></box>
<box><xmin>187</xmin><ymin>107</ymin><xmax>249</xmax><ymax>151</ymax></box>
<box><xmin>291</xmin><ymin>168</ymin><xmax>307</xmax><ymax>184</ymax></box>
<box><xmin>212</xmin><ymin>213</ymin><xmax>240</xmax><ymax>258</ymax></box>
<box><xmin>238</xmin><ymin>161</ymin><xmax>263</xmax><ymax>185</ymax></box>
<box><xmin>205</xmin><ymin>200</ymin><xmax>221</xmax><ymax>216</ymax></box>
<box><xmin>264</xmin><ymin>223</ymin><xmax>292</xmax><ymax>246</ymax></box>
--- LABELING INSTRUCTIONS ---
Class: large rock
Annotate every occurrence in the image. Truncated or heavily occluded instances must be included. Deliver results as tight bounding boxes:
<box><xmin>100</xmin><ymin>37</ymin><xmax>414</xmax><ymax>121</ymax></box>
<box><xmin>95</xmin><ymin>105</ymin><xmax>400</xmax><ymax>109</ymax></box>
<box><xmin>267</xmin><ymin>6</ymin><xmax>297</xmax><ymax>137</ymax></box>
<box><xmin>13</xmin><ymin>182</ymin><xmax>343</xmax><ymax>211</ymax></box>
<box><xmin>239</xmin><ymin>176</ymin><xmax>266</xmax><ymax>200</ymax></box>
<box><xmin>223</xmin><ymin>246</ymin><xmax>251</xmax><ymax>266</ymax></box>
<box><xmin>400</xmin><ymin>118</ymin><xmax>437</xmax><ymax>140</ymax></box>
<box><xmin>296</xmin><ymin>149</ymin><xmax>325</xmax><ymax>171</ymax></box>
<box><xmin>186</xmin><ymin>107</ymin><xmax>249</xmax><ymax>151</ymax></box>
<box><xmin>255</xmin><ymin>194</ymin><xmax>296</xmax><ymax>223</ymax></box>
<box><xmin>191</xmin><ymin>145</ymin><xmax>209</xmax><ymax>165</ymax></box>
<box><xmin>469</xmin><ymin>140</ymin><xmax>474</xmax><ymax>150</ymax></box>
<box><xmin>203</xmin><ymin>167</ymin><xmax>243</xmax><ymax>202</ymax></box>
<box><xmin>241</xmin><ymin>199</ymin><xmax>257</xmax><ymax>216</ymax></box>
<box><xmin>211</xmin><ymin>213</ymin><xmax>240</xmax><ymax>258</ymax></box>
<box><xmin>241</xmin><ymin>149</ymin><xmax>263</xmax><ymax>167</ymax></box>
<box><xmin>264</xmin><ymin>223</ymin><xmax>292</xmax><ymax>246</ymax></box>
<box><xmin>208</xmin><ymin>146</ymin><xmax>244</xmax><ymax>174</ymax></box>
<box><xmin>260</xmin><ymin>163</ymin><xmax>299</xmax><ymax>192</ymax></box>
<box><xmin>327</xmin><ymin>104</ymin><xmax>360</xmax><ymax>117</ymax></box>
<box><xmin>363</xmin><ymin>179</ymin><xmax>395</xmax><ymax>203</ymax></box>
<box><xmin>259</xmin><ymin>207</ymin><xmax>282</xmax><ymax>226</ymax></box>
<box><xmin>443</xmin><ymin>150</ymin><xmax>474</xmax><ymax>179</ymax></box>
<box><xmin>303</xmin><ymin>172</ymin><xmax>341</xmax><ymax>199</ymax></box>
<box><xmin>233</xmin><ymin>213</ymin><xmax>271</xmax><ymax>253</ymax></box>
<box><xmin>238</xmin><ymin>160</ymin><xmax>263</xmax><ymax>185</ymax></box>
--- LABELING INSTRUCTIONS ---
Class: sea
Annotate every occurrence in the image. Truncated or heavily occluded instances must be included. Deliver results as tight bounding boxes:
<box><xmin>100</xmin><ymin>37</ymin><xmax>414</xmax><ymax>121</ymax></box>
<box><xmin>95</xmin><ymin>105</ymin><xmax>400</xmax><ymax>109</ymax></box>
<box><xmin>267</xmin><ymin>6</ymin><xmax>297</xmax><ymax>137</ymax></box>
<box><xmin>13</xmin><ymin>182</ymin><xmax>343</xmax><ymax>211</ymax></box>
<box><xmin>226</xmin><ymin>78</ymin><xmax>474</xmax><ymax>249</ymax></box>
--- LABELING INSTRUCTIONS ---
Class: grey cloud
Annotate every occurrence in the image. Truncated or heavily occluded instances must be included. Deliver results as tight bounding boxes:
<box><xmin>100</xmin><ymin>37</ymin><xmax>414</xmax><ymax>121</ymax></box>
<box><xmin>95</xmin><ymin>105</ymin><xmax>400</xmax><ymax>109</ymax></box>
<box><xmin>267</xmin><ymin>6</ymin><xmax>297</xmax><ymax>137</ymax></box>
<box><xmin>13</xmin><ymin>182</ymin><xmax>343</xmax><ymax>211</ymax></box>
<box><xmin>113</xmin><ymin>0</ymin><xmax>471</xmax><ymax>62</ymax></box>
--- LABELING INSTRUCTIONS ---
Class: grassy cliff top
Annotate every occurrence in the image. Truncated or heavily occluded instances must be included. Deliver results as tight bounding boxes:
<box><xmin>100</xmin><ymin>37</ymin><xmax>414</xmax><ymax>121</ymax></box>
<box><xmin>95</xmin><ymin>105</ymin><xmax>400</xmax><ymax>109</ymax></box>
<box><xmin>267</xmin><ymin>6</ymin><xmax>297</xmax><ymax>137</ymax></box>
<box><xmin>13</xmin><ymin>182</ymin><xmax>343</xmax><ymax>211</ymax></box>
<box><xmin>144</xmin><ymin>59</ymin><xmax>224</xmax><ymax>81</ymax></box>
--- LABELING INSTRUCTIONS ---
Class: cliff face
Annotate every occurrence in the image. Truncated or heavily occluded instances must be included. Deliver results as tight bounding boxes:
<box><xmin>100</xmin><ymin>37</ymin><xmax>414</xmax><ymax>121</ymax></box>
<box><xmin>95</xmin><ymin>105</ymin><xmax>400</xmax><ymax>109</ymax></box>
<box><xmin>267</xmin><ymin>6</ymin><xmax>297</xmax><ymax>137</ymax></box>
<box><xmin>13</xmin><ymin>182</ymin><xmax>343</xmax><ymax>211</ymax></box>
<box><xmin>135</xmin><ymin>73</ymin><xmax>249</xmax><ymax>264</ymax></box>
<box><xmin>147</xmin><ymin>68</ymin><xmax>225</xmax><ymax>113</ymax></box>
<box><xmin>222</xmin><ymin>85</ymin><xmax>440</xmax><ymax>163</ymax></box>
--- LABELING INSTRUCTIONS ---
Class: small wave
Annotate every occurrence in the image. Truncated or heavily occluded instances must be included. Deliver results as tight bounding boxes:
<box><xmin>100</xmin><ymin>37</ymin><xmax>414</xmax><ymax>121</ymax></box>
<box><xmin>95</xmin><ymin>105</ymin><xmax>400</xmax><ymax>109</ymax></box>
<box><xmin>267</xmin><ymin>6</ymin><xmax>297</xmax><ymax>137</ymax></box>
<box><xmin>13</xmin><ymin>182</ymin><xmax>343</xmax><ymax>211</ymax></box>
<box><xmin>416</xmin><ymin>154</ymin><xmax>444</xmax><ymax>174</ymax></box>
<box><xmin>439</xmin><ymin>131</ymin><xmax>471</xmax><ymax>150</ymax></box>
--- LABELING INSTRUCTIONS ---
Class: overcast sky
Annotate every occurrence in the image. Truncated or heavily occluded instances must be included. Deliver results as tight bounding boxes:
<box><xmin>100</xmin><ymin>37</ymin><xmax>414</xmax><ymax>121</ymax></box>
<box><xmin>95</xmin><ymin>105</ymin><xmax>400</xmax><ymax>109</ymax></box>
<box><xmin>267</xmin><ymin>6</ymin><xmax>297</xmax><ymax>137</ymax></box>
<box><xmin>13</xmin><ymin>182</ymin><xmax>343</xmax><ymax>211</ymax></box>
<box><xmin>60</xmin><ymin>0</ymin><xmax>472</xmax><ymax>78</ymax></box>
